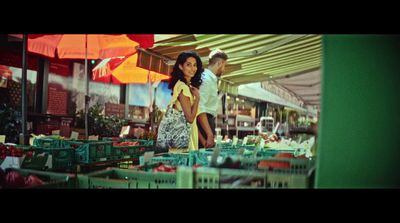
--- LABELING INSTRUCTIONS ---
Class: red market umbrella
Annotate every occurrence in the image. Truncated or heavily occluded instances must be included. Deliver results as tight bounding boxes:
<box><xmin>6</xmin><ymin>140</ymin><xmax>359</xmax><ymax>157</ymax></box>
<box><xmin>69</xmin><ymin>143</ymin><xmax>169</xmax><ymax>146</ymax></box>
<box><xmin>126</xmin><ymin>34</ymin><xmax>154</xmax><ymax>49</ymax></box>
<box><xmin>0</xmin><ymin>65</ymin><xmax>13</xmax><ymax>79</ymax></box>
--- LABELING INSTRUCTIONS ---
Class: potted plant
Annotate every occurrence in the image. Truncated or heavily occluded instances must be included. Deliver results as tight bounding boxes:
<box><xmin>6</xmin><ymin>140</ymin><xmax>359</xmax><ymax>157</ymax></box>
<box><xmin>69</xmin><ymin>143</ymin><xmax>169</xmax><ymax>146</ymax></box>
<box><xmin>74</xmin><ymin>103</ymin><xmax>128</xmax><ymax>138</ymax></box>
<box><xmin>0</xmin><ymin>103</ymin><xmax>22</xmax><ymax>144</ymax></box>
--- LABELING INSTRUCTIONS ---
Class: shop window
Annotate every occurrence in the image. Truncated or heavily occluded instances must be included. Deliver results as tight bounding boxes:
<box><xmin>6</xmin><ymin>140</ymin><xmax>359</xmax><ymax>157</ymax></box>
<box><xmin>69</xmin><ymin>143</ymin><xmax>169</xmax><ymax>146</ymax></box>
<box><xmin>48</xmin><ymin>59</ymin><xmax>72</xmax><ymax>116</ymax></box>
<box><xmin>89</xmin><ymin>80</ymin><xmax>120</xmax><ymax>110</ymax></box>
<box><xmin>0</xmin><ymin>64</ymin><xmax>37</xmax><ymax>112</ymax></box>
<box><xmin>0</xmin><ymin>48</ymin><xmax>38</xmax><ymax>112</ymax></box>
<box><xmin>47</xmin><ymin>62</ymin><xmax>121</xmax><ymax>116</ymax></box>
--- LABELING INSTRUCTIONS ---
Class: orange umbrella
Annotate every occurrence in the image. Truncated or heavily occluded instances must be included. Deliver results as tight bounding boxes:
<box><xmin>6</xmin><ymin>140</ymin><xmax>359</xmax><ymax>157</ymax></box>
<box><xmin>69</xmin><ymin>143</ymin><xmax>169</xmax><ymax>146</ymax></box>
<box><xmin>92</xmin><ymin>53</ymin><xmax>170</xmax><ymax>84</ymax></box>
<box><xmin>28</xmin><ymin>34</ymin><xmax>140</xmax><ymax>59</ymax></box>
<box><xmin>27</xmin><ymin>34</ymin><xmax>141</xmax><ymax>139</ymax></box>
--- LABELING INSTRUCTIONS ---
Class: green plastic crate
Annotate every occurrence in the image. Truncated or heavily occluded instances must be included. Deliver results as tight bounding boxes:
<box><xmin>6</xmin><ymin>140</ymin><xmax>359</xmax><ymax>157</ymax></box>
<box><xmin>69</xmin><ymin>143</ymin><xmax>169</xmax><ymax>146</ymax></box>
<box><xmin>265</xmin><ymin>171</ymin><xmax>312</xmax><ymax>188</ymax></box>
<box><xmin>170</xmin><ymin>152</ymin><xmax>196</xmax><ymax>166</ymax></box>
<box><xmin>67</xmin><ymin>141</ymin><xmax>113</xmax><ymax>164</ymax></box>
<box><xmin>188</xmin><ymin>167</ymin><xmax>312</xmax><ymax>189</ymax></box>
<box><xmin>101</xmin><ymin>137</ymin><xmax>120</xmax><ymax>142</ymax></box>
<box><xmin>237</xmin><ymin>144</ymin><xmax>257</xmax><ymax>150</ymax></box>
<box><xmin>256</xmin><ymin>157</ymin><xmax>315</xmax><ymax>173</ymax></box>
<box><xmin>129</xmin><ymin>171</ymin><xmax>176</xmax><ymax>189</ymax></box>
<box><xmin>112</xmin><ymin>144</ymin><xmax>149</xmax><ymax>160</ymax></box>
<box><xmin>80</xmin><ymin>168</ymin><xmax>176</xmax><ymax>189</ymax></box>
<box><xmin>215</xmin><ymin>143</ymin><xmax>235</xmax><ymax>149</ymax></box>
<box><xmin>191</xmin><ymin>167</ymin><xmax>267</xmax><ymax>189</ymax></box>
<box><xmin>79</xmin><ymin>168</ymin><xmax>129</xmax><ymax>188</ymax></box>
<box><xmin>219</xmin><ymin>168</ymin><xmax>267</xmax><ymax>189</ymax></box>
<box><xmin>176</xmin><ymin>166</ymin><xmax>220</xmax><ymax>189</ymax></box>
<box><xmin>103</xmin><ymin>138</ymin><xmax>154</xmax><ymax>146</ymax></box>
<box><xmin>176</xmin><ymin>166</ymin><xmax>194</xmax><ymax>188</ymax></box>
<box><xmin>140</xmin><ymin>152</ymin><xmax>196</xmax><ymax>167</ymax></box>
<box><xmin>194</xmin><ymin>149</ymin><xmax>231</xmax><ymax>166</ymax></box>
<box><xmin>193</xmin><ymin>167</ymin><xmax>220</xmax><ymax>189</ymax></box>
<box><xmin>33</xmin><ymin>137</ymin><xmax>65</xmax><ymax>148</ymax></box>
<box><xmin>21</xmin><ymin>153</ymin><xmax>50</xmax><ymax>170</ymax></box>
<box><xmin>122</xmin><ymin>139</ymin><xmax>154</xmax><ymax>146</ymax></box>
<box><xmin>144</xmin><ymin>156</ymin><xmax>176</xmax><ymax>166</ymax></box>
<box><xmin>21</xmin><ymin>147</ymin><xmax>75</xmax><ymax>171</ymax></box>
<box><xmin>219</xmin><ymin>167</ymin><xmax>310</xmax><ymax>189</ymax></box>
<box><xmin>76</xmin><ymin>175</ymin><xmax>90</xmax><ymax>188</ymax></box>
<box><xmin>126</xmin><ymin>162</ymin><xmax>163</xmax><ymax>172</ymax></box>
<box><xmin>46</xmin><ymin>147</ymin><xmax>76</xmax><ymax>171</ymax></box>
<box><xmin>112</xmin><ymin>146</ymin><xmax>137</xmax><ymax>160</ymax></box>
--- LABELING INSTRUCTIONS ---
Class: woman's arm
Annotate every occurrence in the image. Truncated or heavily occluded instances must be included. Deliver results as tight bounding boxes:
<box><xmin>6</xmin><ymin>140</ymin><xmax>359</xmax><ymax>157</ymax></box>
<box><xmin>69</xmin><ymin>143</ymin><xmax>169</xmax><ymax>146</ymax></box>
<box><xmin>178</xmin><ymin>90</ymin><xmax>199</xmax><ymax>124</ymax></box>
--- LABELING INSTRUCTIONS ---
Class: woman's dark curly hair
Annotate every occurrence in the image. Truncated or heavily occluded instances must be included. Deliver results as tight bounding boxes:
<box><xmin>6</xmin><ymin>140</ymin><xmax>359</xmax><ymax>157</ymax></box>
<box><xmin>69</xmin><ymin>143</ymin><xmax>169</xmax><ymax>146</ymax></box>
<box><xmin>168</xmin><ymin>51</ymin><xmax>203</xmax><ymax>92</ymax></box>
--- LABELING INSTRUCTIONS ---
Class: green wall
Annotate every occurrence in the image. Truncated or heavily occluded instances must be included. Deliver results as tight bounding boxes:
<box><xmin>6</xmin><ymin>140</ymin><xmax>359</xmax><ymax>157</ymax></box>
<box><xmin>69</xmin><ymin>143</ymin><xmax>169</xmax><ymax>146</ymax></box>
<box><xmin>316</xmin><ymin>35</ymin><xmax>400</xmax><ymax>188</ymax></box>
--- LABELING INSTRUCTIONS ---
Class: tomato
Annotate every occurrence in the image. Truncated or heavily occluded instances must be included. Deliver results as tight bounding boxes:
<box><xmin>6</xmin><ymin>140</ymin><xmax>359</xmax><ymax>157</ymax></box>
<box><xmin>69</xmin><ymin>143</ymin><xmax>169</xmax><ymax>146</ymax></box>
<box><xmin>258</xmin><ymin>160</ymin><xmax>290</xmax><ymax>169</ymax></box>
<box><xmin>275</xmin><ymin>152</ymin><xmax>294</xmax><ymax>158</ymax></box>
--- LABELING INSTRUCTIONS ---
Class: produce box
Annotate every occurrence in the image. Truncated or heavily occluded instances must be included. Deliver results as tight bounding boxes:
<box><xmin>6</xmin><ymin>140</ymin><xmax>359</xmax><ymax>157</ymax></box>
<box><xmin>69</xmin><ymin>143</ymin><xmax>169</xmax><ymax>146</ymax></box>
<box><xmin>176</xmin><ymin>166</ymin><xmax>313</xmax><ymax>189</ymax></box>
<box><xmin>77</xmin><ymin>168</ymin><xmax>177</xmax><ymax>189</ymax></box>
<box><xmin>176</xmin><ymin>166</ymin><xmax>219</xmax><ymax>189</ymax></box>
<box><xmin>112</xmin><ymin>141</ymin><xmax>149</xmax><ymax>160</ymax></box>
<box><xmin>32</xmin><ymin>136</ymin><xmax>65</xmax><ymax>148</ymax></box>
<box><xmin>103</xmin><ymin>137</ymin><xmax>154</xmax><ymax>146</ymax></box>
<box><xmin>257</xmin><ymin>157</ymin><xmax>315</xmax><ymax>173</ymax></box>
<box><xmin>194</xmin><ymin>149</ymin><xmax>235</xmax><ymax>166</ymax></box>
<box><xmin>192</xmin><ymin>167</ymin><xmax>220</xmax><ymax>189</ymax></box>
<box><xmin>21</xmin><ymin>147</ymin><xmax>75</xmax><ymax>172</ymax></box>
<box><xmin>265</xmin><ymin>171</ymin><xmax>311</xmax><ymax>188</ymax></box>
<box><xmin>219</xmin><ymin>168</ymin><xmax>267</xmax><ymax>189</ymax></box>
<box><xmin>139</xmin><ymin>152</ymin><xmax>196</xmax><ymax>167</ymax></box>
<box><xmin>64</xmin><ymin>141</ymin><xmax>113</xmax><ymax>164</ymax></box>
<box><xmin>21</xmin><ymin>153</ymin><xmax>50</xmax><ymax>170</ymax></box>
<box><xmin>44</xmin><ymin>147</ymin><xmax>75</xmax><ymax>171</ymax></box>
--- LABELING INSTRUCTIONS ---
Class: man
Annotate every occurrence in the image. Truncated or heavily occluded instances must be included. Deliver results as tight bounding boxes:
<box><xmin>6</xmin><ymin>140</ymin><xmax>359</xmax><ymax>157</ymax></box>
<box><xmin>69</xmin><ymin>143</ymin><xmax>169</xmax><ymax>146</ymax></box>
<box><xmin>197</xmin><ymin>49</ymin><xmax>228</xmax><ymax>148</ymax></box>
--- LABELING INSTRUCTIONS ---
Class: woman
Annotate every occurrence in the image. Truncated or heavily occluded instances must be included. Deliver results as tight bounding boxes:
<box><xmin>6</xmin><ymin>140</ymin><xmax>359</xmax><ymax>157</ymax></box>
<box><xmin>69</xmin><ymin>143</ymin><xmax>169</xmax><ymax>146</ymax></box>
<box><xmin>163</xmin><ymin>51</ymin><xmax>203</xmax><ymax>151</ymax></box>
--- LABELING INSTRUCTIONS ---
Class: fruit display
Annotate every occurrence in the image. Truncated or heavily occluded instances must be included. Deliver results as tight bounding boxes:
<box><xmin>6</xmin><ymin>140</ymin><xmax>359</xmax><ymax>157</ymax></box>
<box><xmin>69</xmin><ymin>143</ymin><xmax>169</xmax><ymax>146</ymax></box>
<box><xmin>128</xmin><ymin>163</ymin><xmax>177</xmax><ymax>173</ymax></box>
<box><xmin>0</xmin><ymin>131</ymin><xmax>314</xmax><ymax>189</ymax></box>
<box><xmin>274</xmin><ymin>152</ymin><xmax>295</xmax><ymax>159</ymax></box>
<box><xmin>0</xmin><ymin>169</ymin><xmax>45</xmax><ymax>188</ymax></box>
<box><xmin>153</xmin><ymin>164</ymin><xmax>176</xmax><ymax>173</ymax></box>
<box><xmin>24</xmin><ymin>174</ymin><xmax>45</xmax><ymax>187</ymax></box>
<box><xmin>4</xmin><ymin>170</ymin><xmax>25</xmax><ymax>188</ymax></box>
<box><xmin>245</xmin><ymin>135</ymin><xmax>259</xmax><ymax>145</ymax></box>
<box><xmin>113</xmin><ymin>141</ymin><xmax>140</xmax><ymax>147</ymax></box>
<box><xmin>0</xmin><ymin>143</ymin><xmax>34</xmax><ymax>160</ymax></box>
<box><xmin>263</xmin><ymin>136</ymin><xmax>315</xmax><ymax>158</ymax></box>
<box><xmin>257</xmin><ymin>160</ymin><xmax>290</xmax><ymax>170</ymax></box>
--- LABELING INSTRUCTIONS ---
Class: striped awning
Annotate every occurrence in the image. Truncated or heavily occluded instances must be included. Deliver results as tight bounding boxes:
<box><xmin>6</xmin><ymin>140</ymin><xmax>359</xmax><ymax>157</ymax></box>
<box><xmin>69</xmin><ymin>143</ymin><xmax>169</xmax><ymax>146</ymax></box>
<box><xmin>148</xmin><ymin>34</ymin><xmax>321</xmax><ymax>103</ymax></box>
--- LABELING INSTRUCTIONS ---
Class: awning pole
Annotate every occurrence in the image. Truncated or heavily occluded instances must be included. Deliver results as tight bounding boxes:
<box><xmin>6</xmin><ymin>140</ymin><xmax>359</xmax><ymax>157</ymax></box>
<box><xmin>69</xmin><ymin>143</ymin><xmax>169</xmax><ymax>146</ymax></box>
<box><xmin>20</xmin><ymin>34</ymin><xmax>28</xmax><ymax>145</ymax></box>
<box><xmin>148</xmin><ymin>55</ymin><xmax>153</xmax><ymax>133</ymax></box>
<box><xmin>85</xmin><ymin>34</ymin><xmax>89</xmax><ymax>139</ymax></box>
